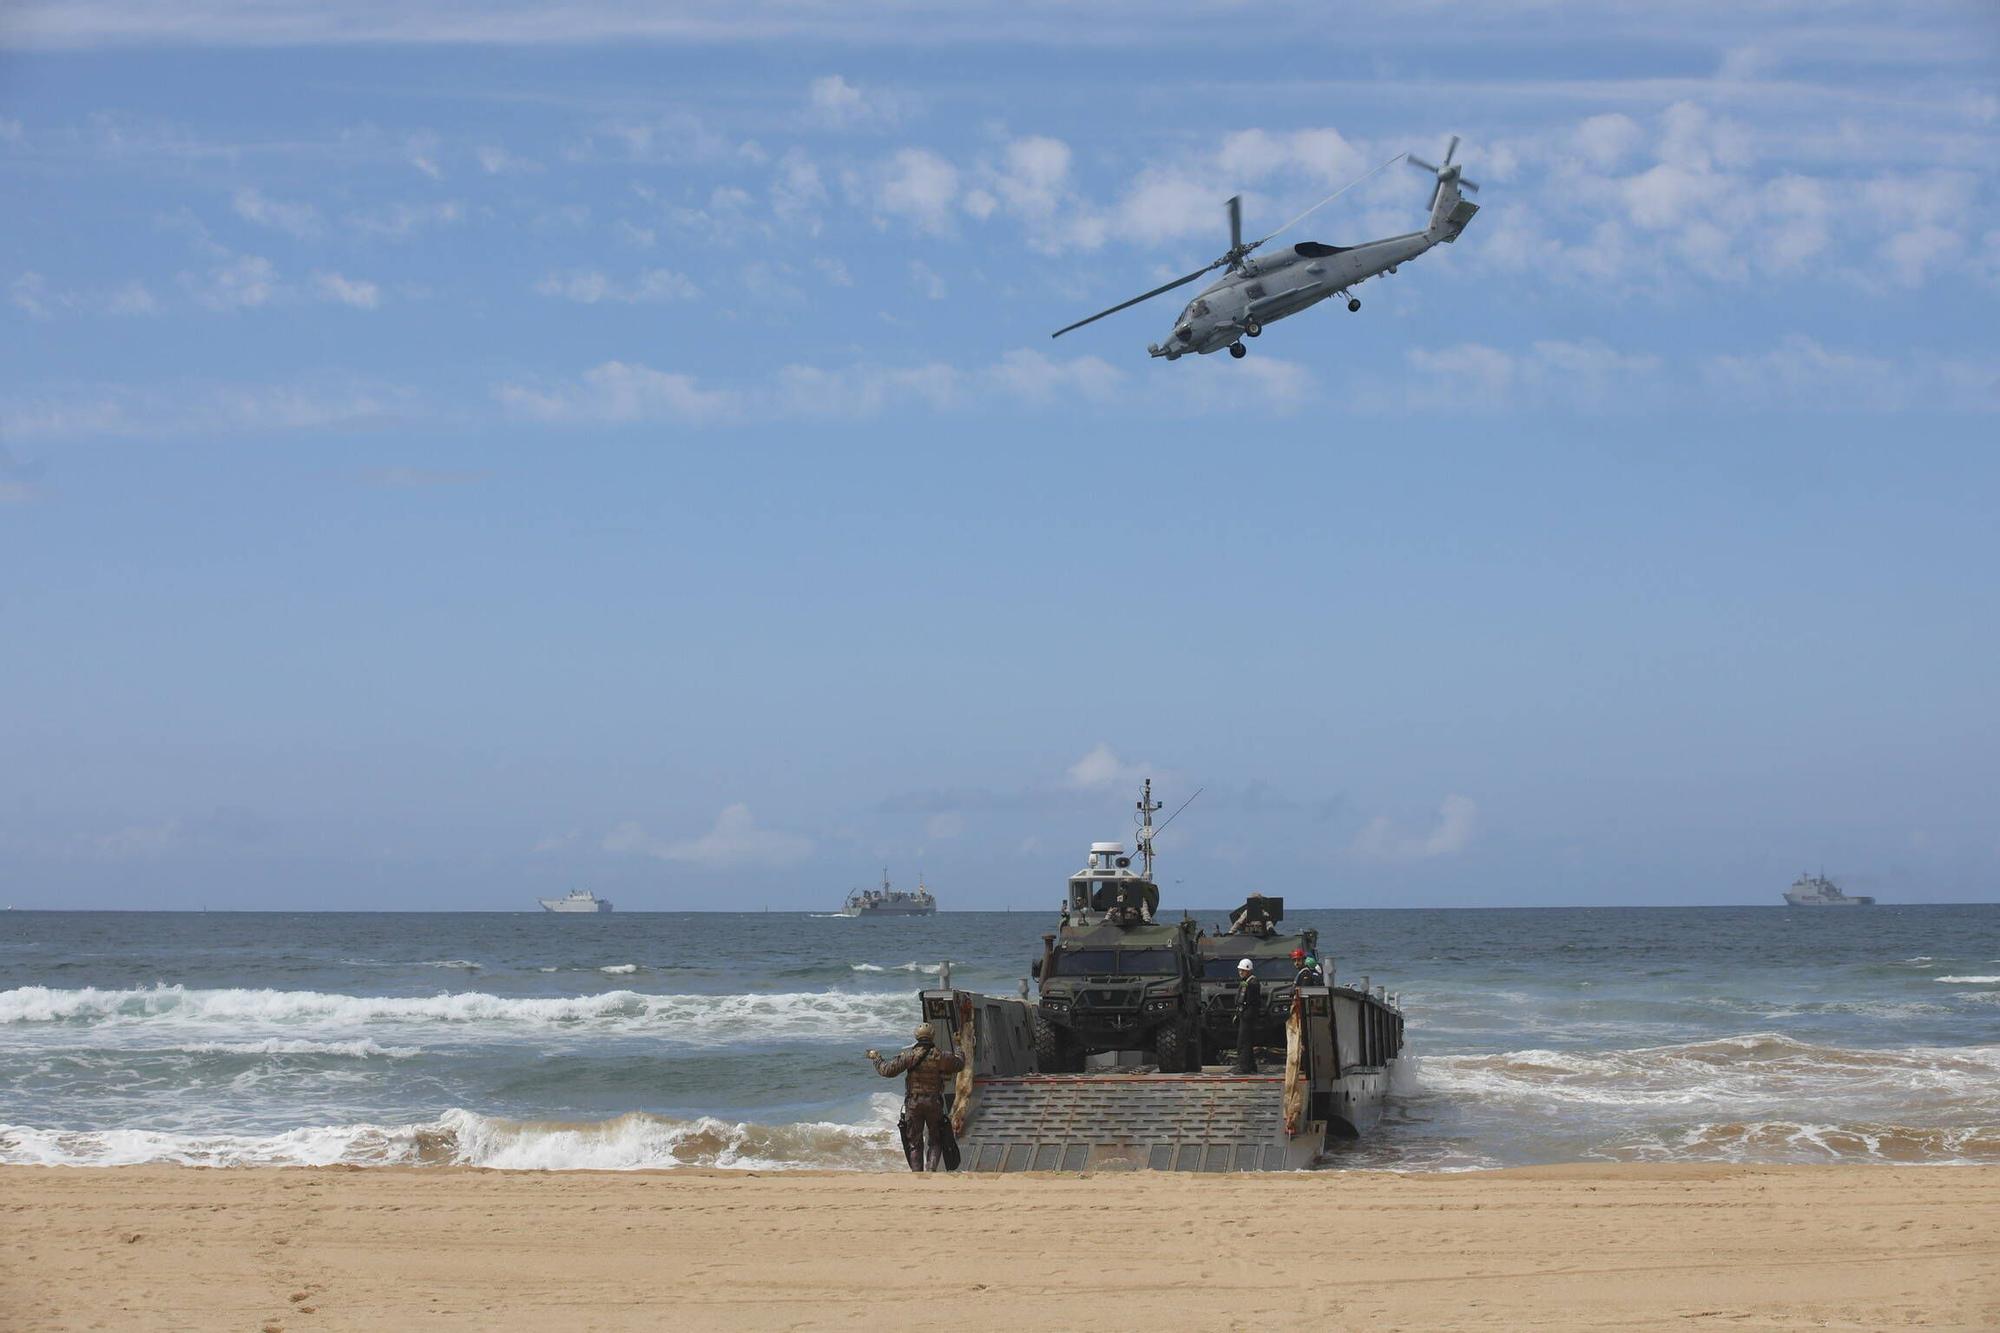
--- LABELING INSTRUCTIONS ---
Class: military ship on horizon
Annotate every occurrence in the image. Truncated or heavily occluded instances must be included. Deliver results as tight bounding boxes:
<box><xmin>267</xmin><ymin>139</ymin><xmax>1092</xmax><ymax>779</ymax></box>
<box><xmin>841</xmin><ymin>871</ymin><xmax>937</xmax><ymax>917</ymax></box>
<box><xmin>538</xmin><ymin>888</ymin><xmax>613</xmax><ymax>913</ymax></box>
<box><xmin>1784</xmin><ymin>872</ymin><xmax>1874</xmax><ymax>906</ymax></box>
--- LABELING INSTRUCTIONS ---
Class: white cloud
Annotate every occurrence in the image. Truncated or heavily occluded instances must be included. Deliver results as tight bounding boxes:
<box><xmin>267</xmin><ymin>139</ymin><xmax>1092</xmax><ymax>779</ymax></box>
<box><xmin>13</xmin><ymin>271</ymin><xmax>158</xmax><ymax>318</ymax></box>
<box><xmin>186</xmin><ymin>253</ymin><xmax>278</xmax><ymax>309</ymax></box>
<box><xmin>1571</xmin><ymin>113</ymin><xmax>1643</xmax><ymax>171</ymax></box>
<box><xmin>475</xmin><ymin>144</ymin><xmax>541</xmax><ymax>175</ymax></box>
<box><xmin>348</xmin><ymin>200</ymin><xmax>463</xmax><ymax>241</ymax></box>
<box><xmin>989</xmin><ymin>349</ymin><xmax>1124</xmax><ymax>406</ymax></box>
<box><xmin>874</xmin><ymin>148</ymin><xmax>959</xmax><ymax>234</ymax></box>
<box><xmin>771</xmin><ymin>149</ymin><xmax>827</xmax><ymax>230</ymax></box>
<box><xmin>814</xmin><ymin>256</ymin><xmax>854</xmax><ymax>287</ymax></box>
<box><xmin>1064</xmin><ymin>743</ymin><xmax>1153</xmax><ymax>793</ymax></box>
<box><xmin>1351</xmin><ymin>795</ymin><xmax>1477</xmax><ymax>862</ymax></box>
<box><xmin>1701</xmin><ymin>335</ymin><xmax>1998</xmax><ymax>413</ymax></box>
<box><xmin>604</xmin><ymin>803</ymin><xmax>812</xmax><ymax>868</ymax></box>
<box><xmin>495</xmin><ymin>360</ymin><xmax>739</xmax><ymax>424</ymax></box>
<box><xmin>909</xmin><ymin>259</ymin><xmax>946</xmax><ymax>300</ymax></box>
<box><xmin>0</xmin><ymin>445</ymin><xmax>39</xmax><ymax>504</ymax></box>
<box><xmin>231</xmin><ymin>186</ymin><xmax>322</xmax><ymax>239</ymax></box>
<box><xmin>1400</xmin><ymin>339</ymin><xmax>1664</xmax><ymax>412</ymax></box>
<box><xmin>312</xmin><ymin>271</ymin><xmax>381</xmax><ymax>308</ymax></box>
<box><xmin>2</xmin><ymin>378</ymin><xmax>416</xmax><ymax>440</ymax></box>
<box><xmin>773</xmin><ymin>362</ymin><xmax>960</xmax><ymax>417</ymax></box>
<box><xmin>405</xmin><ymin>132</ymin><xmax>442</xmax><ymax>179</ymax></box>
<box><xmin>806</xmin><ymin>74</ymin><xmax>904</xmax><ymax>131</ymax></box>
<box><xmin>532</xmin><ymin>268</ymin><xmax>700</xmax><ymax>304</ymax></box>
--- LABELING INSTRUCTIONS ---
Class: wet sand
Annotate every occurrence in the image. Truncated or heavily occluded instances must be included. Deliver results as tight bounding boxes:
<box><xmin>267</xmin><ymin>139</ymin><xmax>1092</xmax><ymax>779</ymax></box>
<box><xmin>3</xmin><ymin>1163</ymin><xmax>1996</xmax><ymax>1330</ymax></box>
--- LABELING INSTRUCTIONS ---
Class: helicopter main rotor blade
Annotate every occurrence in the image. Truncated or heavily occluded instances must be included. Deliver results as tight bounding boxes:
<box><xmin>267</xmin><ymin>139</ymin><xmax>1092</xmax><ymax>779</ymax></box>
<box><xmin>1252</xmin><ymin>153</ymin><xmax>1409</xmax><ymax>249</ymax></box>
<box><xmin>1050</xmin><ymin>263</ymin><xmax>1218</xmax><ymax>338</ymax></box>
<box><xmin>1443</xmin><ymin>135</ymin><xmax>1460</xmax><ymax>166</ymax></box>
<box><xmin>1227</xmin><ymin>194</ymin><xmax>1243</xmax><ymax>259</ymax></box>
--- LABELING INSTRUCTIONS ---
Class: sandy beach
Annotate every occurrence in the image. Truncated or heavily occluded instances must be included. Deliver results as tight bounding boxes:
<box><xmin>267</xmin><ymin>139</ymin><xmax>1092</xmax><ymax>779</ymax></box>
<box><xmin>3</xmin><ymin>1164</ymin><xmax>1995</xmax><ymax>1331</ymax></box>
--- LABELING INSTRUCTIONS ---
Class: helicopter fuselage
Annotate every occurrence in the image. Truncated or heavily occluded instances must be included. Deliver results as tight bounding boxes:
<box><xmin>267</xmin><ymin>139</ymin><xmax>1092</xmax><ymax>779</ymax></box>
<box><xmin>1151</xmin><ymin>229</ymin><xmax>1437</xmax><ymax>360</ymax></box>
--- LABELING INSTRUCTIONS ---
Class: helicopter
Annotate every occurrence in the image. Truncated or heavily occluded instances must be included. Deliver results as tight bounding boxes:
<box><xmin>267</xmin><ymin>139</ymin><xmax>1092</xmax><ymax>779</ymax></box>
<box><xmin>1052</xmin><ymin>137</ymin><xmax>1481</xmax><ymax>360</ymax></box>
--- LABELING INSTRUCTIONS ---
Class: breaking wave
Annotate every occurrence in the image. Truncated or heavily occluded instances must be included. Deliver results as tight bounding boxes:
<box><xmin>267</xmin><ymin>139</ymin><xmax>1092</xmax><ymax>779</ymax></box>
<box><xmin>0</xmin><ymin>985</ymin><xmax>913</xmax><ymax>1045</ymax></box>
<box><xmin>0</xmin><ymin>1101</ymin><xmax>905</xmax><ymax>1171</ymax></box>
<box><xmin>1599</xmin><ymin>1120</ymin><xmax>2000</xmax><ymax>1165</ymax></box>
<box><xmin>1936</xmin><ymin>975</ymin><xmax>2000</xmax><ymax>985</ymax></box>
<box><xmin>1410</xmin><ymin>1032</ymin><xmax>2000</xmax><ymax>1111</ymax></box>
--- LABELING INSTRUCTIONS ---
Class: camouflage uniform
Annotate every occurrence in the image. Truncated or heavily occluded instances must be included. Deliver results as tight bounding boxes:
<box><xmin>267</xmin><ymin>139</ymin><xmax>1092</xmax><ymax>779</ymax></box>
<box><xmin>872</xmin><ymin>1041</ymin><xmax>966</xmax><ymax>1172</ymax></box>
<box><xmin>1231</xmin><ymin>974</ymin><xmax>1263</xmax><ymax>1073</ymax></box>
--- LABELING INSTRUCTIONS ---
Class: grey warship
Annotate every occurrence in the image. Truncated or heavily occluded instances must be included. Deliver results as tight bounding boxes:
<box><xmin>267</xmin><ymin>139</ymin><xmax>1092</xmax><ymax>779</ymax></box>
<box><xmin>909</xmin><ymin>778</ymin><xmax>1404</xmax><ymax>1171</ymax></box>
<box><xmin>841</xmin><ymin>871</ymin><xmax>937</xmax><ymax>917</ymax></box>
<box><xmin>1784</xmin><ymin>872</ymin><xmax>1874</xmax><ymax>906</ymax></box>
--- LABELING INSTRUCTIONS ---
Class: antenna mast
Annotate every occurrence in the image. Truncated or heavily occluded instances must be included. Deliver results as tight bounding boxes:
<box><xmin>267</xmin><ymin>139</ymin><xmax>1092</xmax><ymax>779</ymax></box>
<box><xmin>1136</xmin><ymin>778</ymin><xmax>1162</xmax><ymax>881</ymax></box>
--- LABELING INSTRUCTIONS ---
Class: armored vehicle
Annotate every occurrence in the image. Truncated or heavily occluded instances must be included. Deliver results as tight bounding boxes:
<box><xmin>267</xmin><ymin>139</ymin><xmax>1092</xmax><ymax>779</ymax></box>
<box><xmin>1032</xmin><ymin>838</ymin><xmax>1202</xmax><ymax>1071</ymax></box>
<box><xmin>1195</xmin><ymin>896</ymin><xmax>1320</xmax><ymax>1059</ymax></box>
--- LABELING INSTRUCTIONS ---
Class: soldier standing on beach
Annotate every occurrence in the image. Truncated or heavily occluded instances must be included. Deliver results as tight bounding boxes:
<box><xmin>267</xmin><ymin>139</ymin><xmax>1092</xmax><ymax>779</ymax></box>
<box><xmin>867</xmin><ymin>1023</ymin><xmax>965</xmax><ymax>1172</ymax></box>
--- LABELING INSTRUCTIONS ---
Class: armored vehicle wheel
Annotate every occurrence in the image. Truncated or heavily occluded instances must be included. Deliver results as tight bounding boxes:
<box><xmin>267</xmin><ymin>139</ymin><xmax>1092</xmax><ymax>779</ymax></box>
<box><xmin>1033</xmin><ymin>1009</ymin><xmax>1076</xmax><ymax>1072</ymax></box>
<box><xmin>1228</xmin><ymin>342</ymin><xmax>1247</xmax><ymax>359</ymax></box>
<box><xmin>1154</xmin><ymin>1019</ymin><xmax>1190</xmax><ymax>1073</ymax></box>
<box><xmin>1243</xmin><ymin>319</ymin><xmax>1261</xmax><ymax>337</ymax></box>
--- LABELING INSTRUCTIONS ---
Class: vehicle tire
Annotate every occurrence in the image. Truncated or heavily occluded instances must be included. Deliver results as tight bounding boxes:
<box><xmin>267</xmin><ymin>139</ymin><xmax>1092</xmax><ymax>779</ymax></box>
<box><xmin>1244</xmin><ymin>319</ymin><xmax>1261</xmax><ymax>337</ymax></box>
<box><xmin>1347</xmin><ymin>297</ymin><xmax>1361</xmax><ymax>312</ymax></box>
<box><xmin>1033</xmin><ymin>1010</ymin><xmax>1071</xmax><ymax>1072</ymax></box>
<box><xmin>1228</xmin><ymin>342</ymin><xmax>1247</xmax><ymax>359</ymax></box>
<box><xmin>1154</xmin><ymin>1019</ymin><xmax>1188</xmax><ymax>1073</ymax></box>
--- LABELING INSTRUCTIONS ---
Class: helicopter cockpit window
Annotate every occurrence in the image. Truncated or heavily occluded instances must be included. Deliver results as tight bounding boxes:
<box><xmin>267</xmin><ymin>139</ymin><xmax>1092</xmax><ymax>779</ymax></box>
<box><xmin>1181</xmin><ymin>299</ymin><xmax>1210</xmax><ymax>322</ymax></box>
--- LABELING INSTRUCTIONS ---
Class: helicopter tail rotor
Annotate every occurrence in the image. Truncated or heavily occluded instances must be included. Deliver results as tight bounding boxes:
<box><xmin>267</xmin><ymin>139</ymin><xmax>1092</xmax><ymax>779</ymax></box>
<box><xmin>1409</xmin><ymin>135</ymin><xmax>1479</xmax><ymax>213</ymax></box>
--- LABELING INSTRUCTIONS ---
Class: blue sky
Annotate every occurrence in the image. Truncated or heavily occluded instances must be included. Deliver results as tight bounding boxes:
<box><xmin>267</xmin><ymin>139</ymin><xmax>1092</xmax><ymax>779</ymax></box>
<box><xmin>2</xmin><ymin>2</ymin><xmax>1996</xmax><ymax>909</ymax></box>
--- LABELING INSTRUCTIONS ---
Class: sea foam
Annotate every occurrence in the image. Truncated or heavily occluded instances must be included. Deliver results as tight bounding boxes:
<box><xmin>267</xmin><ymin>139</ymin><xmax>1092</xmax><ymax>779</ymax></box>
<box><xmin>0</xmin><ymin>1098</ymin><xmax>906</xmax><ymax>1172</ymax></box>
<box><xmin>0</xmin><ymin>985</ymin><xmax>911</xmax><ymax>1045</ymax></box>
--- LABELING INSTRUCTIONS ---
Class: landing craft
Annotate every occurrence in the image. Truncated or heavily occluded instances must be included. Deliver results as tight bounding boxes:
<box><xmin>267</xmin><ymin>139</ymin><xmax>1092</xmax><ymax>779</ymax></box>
<box><xmin>1052</xmin><ymin>137</ymin><xmax>1481</xmax><ymax>360</ymax></box>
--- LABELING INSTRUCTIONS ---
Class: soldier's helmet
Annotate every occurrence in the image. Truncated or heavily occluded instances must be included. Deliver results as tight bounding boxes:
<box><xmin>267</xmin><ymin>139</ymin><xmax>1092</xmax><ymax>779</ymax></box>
<box><xmin>913</xmin><ymin>1022</ymin><xmax>935</xmax><ymax>1043</ymax></box>
<box><xmin>1237</xmin><ymin>958</ymin><xmax>1254</xmax><ymax>972</ymax></box>
<box><xmin>1290</xmin><ymin>949</ymin><xmax>1305</xmax><ymax>961</ymax></box>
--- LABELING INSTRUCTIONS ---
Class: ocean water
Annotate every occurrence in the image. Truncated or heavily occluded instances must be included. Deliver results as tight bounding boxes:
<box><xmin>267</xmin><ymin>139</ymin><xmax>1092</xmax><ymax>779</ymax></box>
<box><xmin>2</xmin><ymin>905</ymin><xmax>1996</xmax><ymax>1172</ymax></box>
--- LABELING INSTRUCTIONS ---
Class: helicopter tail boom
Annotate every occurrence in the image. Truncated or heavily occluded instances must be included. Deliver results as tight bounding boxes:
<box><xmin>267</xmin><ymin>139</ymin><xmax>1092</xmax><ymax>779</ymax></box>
<box><xmin>1426</xmin><ymin>173</ymin><xmax>1480</xmax><ymax>243</ymax></box>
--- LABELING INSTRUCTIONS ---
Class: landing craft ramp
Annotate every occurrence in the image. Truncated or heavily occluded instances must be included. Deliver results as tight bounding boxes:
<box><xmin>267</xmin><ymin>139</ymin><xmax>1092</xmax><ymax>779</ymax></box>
<box><xmin>956</xmin><ymin>1073</ymin><xmax>1306</xmax><ymax>1172</ymax></box>
<box><xmin>919</xmin><ymin>984</ymin><xmax>1397</xmax><ymax>1172</ymax></box>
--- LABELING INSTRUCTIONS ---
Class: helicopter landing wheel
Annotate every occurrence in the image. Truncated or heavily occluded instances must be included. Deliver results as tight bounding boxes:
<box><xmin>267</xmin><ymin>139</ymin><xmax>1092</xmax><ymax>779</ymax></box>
<box><xmin>1228</xmin><ymin>342</ymin><xmax>1247</xmax><ymax>359</ymax></box>
<box><xmin>1243</xmin><ymin>319</ymin><xmax>1261</xmax><ymax>337</ymax></box>
<box><xmin>1347</xmin><ymin>298</ymin><xmax>1361</xmax><ymax>312</ymax></box>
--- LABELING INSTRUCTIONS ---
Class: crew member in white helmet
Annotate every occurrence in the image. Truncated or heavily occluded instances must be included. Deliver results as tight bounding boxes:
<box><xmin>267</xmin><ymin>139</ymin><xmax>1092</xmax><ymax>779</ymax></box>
<box><xmin>1231</xmin><ymin>958</ymin><xmax>1263</xmax><ymax>1074</ymax></box>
